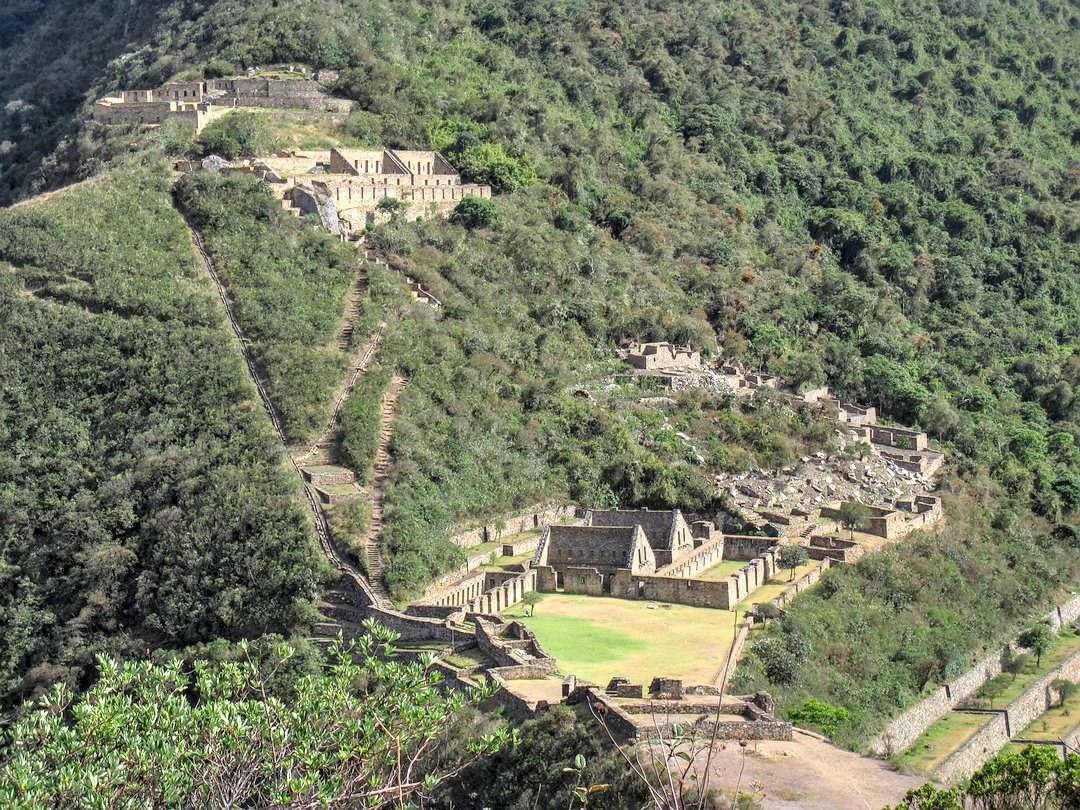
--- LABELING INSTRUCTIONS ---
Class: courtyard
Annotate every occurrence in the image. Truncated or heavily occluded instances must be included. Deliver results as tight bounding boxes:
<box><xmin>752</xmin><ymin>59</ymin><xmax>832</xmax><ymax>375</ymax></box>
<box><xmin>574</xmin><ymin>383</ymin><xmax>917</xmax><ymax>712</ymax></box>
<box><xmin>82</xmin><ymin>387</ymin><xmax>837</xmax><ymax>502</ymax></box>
<box><xmin>502</xmin><ymin>592</ymin><xmax>740</xmax><ymax>685</ymax></box>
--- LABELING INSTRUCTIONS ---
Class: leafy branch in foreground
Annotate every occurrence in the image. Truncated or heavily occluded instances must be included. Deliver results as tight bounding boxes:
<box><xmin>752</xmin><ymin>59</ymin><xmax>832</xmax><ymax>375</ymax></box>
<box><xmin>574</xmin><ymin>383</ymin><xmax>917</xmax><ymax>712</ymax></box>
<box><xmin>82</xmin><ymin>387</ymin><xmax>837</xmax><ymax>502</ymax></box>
<box><xmin>0</xmin><ymin>622</ymin><xmax>515</xmax><ymax>809</ymax></box>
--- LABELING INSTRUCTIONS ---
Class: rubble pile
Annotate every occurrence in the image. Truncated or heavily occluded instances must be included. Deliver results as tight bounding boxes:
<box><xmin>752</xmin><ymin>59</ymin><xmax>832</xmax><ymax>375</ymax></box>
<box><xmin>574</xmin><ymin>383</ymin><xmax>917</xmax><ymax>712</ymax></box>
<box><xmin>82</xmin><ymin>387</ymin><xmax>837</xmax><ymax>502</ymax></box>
<box><xmin>716</xmin><ymin>431</ymin><xmax>937</xmax><ymax>534</ymax></box>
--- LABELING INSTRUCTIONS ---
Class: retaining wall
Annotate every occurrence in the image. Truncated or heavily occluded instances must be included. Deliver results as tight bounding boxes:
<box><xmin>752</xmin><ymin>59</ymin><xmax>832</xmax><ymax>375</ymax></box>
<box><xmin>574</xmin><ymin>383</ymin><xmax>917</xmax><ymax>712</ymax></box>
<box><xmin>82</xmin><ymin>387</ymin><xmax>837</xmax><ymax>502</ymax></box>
<box><xmin>449</xmin><ymin>502</ymin><xmax>576</xmax><ymax>547</ymax></box>
<box><xmin>867</xmin><ymin>592</ymin><xmax>1080</xmax><ymax>757</ymax></box>
<box><xmin>932</xmin><ymin>713</ymin><xmax>1010</xmax><ymax>785</ymax></box>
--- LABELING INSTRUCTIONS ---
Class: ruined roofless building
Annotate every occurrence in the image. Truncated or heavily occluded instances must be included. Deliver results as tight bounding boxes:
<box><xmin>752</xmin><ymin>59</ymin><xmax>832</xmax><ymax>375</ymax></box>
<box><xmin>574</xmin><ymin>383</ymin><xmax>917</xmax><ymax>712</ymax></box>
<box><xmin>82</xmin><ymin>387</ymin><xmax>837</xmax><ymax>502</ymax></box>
<box><xmin>626</xmin><ymin>342</ymin><xmax>701</xmax><ymax>372</ymax></box>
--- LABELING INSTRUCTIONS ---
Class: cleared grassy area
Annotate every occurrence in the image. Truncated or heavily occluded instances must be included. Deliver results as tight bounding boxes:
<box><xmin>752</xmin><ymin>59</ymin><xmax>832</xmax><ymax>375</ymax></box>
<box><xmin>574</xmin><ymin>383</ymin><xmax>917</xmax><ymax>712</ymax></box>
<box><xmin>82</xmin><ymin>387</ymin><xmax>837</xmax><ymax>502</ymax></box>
<box><xmin>695</xmin><ymin>559</ymin><xmax>746</xmax><ymax>581</ymax></box>
<box><xmin>442</xmin><ymin>648</ymin><xmax>492</xmax><ymax>669</ymax></box>
<box><xmin>503</xmin><ymin>593</ymin><xmax>738</xmax><ymax>686</ymax></box>
<box><xmin>967</xmin><ymin>627</ymin><xmax>1080</xmax><ymax>707</ymax></box>
<box><xmin>895</xmin><ymin>711</ymin><xmax>995</xmax><ymax>774</ymax></box>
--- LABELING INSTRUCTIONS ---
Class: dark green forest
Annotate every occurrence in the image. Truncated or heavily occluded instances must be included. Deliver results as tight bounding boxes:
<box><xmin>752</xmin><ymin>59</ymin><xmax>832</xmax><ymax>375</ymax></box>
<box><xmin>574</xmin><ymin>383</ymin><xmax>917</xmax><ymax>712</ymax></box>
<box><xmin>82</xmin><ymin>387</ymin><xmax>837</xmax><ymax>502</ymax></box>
<box><xmin>1</xmin><ymin>0</ymin><xmax>1078</xmax><ymax>748</ymax></box>
<box><xmin>0</xmin><ymin>168</ymin><xmax>324</xmax><ymax>707</ymax></box>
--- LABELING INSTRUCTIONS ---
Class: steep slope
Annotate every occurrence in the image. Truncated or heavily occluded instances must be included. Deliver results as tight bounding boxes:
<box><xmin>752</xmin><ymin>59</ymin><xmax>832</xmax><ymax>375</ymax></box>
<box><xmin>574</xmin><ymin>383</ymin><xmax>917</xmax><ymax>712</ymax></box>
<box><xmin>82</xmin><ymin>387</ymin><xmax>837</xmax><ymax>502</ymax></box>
<box><xmin>0</xmin><ymin>166</ymin><xmax>324</xmax><ymax>707</ymax></box>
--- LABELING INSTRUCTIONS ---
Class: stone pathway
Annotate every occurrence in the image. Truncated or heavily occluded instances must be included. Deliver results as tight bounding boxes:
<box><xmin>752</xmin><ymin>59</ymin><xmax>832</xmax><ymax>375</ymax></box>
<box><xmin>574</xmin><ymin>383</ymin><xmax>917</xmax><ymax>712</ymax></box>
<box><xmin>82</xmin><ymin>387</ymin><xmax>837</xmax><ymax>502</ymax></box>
<box><xmin>362</xmin><ymin>375</ymin><xmax>405</xmax><ymax>587</ymax></box>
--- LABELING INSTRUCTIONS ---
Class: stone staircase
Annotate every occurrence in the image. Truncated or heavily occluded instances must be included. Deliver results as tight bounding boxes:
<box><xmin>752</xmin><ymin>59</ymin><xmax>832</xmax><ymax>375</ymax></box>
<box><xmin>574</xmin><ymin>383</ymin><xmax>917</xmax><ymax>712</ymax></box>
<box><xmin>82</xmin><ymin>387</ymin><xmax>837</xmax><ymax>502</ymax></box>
<box><xmin>338</xmin><ymin>276</ymin><xmax>364</xmax><ymax>352</ymax></box>
<box><xmin>363</xmin><ymin>375</ymin><xmax>404</xmax><ymax>587</ymax></box>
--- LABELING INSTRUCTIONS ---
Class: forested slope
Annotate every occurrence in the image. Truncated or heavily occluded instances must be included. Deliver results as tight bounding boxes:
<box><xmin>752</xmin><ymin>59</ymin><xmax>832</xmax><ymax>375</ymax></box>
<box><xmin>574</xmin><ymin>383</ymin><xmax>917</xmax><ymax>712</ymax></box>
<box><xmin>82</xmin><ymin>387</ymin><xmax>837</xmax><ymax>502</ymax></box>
<box><xmin>0</xmin><ymin>167</ymin><xmax>323</xmax><ymax>707</ymax></box>
<box><xmin>1</xmin><ymin>0</ymin><xmax>1078</xmax><ymax>743</ymax></box>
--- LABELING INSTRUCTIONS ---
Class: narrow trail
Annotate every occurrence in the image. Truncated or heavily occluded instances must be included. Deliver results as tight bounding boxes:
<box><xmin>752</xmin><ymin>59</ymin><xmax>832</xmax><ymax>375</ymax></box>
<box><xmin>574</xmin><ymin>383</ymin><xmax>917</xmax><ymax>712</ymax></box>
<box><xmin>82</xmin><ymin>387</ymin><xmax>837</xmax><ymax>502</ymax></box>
<box><xmin>185</xmin><ymin>219</ymin><xmax>392</xmax><ymax>611</ymax></box>
<box><xmin>295</xmin><ymin>322</ymin><xmax>386</xmax><ymax>464</ymax></box>
<box><xmin>362</xmin><ymin>375</ymin><xmax>405</xmax><ymax>586</ymax></box>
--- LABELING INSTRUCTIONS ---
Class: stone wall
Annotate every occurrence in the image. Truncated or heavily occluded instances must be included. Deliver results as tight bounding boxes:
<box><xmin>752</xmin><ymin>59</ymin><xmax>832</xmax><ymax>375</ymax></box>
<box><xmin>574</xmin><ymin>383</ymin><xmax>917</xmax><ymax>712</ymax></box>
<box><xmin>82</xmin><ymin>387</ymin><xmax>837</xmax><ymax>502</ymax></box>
<box><xmin>723</xmin><ymin>535</ymin><xmax>780</xmax><ymax>561</ymax></box>
<box><xmin>656</xmin><ymin>533</ymin><xmax>725</xmax><ymax>578</ymax></box>
<box><xmin>611</xmin><ymin>573</ymin><xmax>733</xmax><ymax>609</ymax></box>
<box><xmin>449</xmin><ymin>502</ymin><xmax>576</xmax><ymax>548</ymax></box>
<box><xmin>560</xmin><ymin>566</ymin><xmax>605</xmax><ymax>595</ymax></box>
<box><xmin>867</xmin><ymin>592</ymin><xmax>1080</xmax><ymax>757</ymax></box>
<box><xmin>566</xmin><ymin>687</ymin><xmax>640</xmax><ymax>742</ymax></box>
<box><xmin>931</xmin><ymin>713</ymin><xmax>1010</xmax><ymax>785</ymax></box>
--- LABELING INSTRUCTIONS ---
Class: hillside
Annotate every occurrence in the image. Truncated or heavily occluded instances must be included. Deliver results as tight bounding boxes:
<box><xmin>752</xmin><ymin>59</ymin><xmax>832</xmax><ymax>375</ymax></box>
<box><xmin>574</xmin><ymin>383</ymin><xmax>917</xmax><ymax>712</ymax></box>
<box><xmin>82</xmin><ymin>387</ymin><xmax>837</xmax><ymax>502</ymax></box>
<box><xmin>1</xmin><ymin>0</ymin><xmax>1078</xmax><ymax>764</ymax></box>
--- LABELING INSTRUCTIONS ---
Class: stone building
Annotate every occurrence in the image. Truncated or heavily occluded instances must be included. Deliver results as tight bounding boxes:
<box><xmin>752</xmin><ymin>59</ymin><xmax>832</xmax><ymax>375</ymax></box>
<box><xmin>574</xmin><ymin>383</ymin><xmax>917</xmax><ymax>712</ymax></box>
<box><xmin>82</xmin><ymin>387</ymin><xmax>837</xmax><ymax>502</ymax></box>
<box><xmin>92</xmin><ymin>75</ymin><xmax>354</xmax><ymax>133</ymax></box>
<box><xmin>582</xmin><ymin>508</ymin><xmax>696</xmax><ymax>568</ymax></box>
<box><xmin>626</xmin><ymin>342</ymin><xmax>702</xmax><ymax>372</ymax></box>
<box><xmin>533</xmin><ymin>524</ymin><xmax>657</xmax><ymax>594</ymax></box>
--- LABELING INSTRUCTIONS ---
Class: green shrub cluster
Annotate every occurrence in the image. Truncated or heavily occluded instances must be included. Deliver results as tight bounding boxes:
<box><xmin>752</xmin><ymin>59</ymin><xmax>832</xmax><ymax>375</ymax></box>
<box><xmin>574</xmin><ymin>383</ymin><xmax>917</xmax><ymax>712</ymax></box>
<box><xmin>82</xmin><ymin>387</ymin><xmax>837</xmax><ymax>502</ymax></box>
<box><xmin>0</xmin><ymin>169</ymin><xmax>323</xmax><ymax>708</ymax></box>
<box><xmin>174</xmin><ymin>170</ymin><xmax>358</xmax><ymax>442</ymax></box>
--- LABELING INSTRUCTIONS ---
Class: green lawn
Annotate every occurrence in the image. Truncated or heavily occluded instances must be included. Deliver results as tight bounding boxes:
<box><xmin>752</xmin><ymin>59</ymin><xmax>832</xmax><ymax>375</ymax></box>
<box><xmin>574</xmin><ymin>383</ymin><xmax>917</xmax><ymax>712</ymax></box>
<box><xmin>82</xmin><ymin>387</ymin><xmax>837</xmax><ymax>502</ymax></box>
<box><xmin>895</xmin><ymin>711</ymin><xmax>996</xmax><ymax>774</ymax></box>
<box><xmin>502</xmin><ymin>593</ymin><xmax>738</xmax><ymax>686</ymax></box>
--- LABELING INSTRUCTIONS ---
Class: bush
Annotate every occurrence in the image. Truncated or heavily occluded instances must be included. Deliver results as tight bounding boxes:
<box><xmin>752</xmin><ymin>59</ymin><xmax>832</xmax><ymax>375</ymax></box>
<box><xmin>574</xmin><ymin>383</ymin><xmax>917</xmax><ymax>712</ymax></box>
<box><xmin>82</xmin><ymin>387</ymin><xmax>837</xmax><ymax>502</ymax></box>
<box><xmin>195</xmin><ymin>111</ymin><xmax>278</xmax><ymax>159</ymax></box>
<box><xmin>788</xmin><ymin>700</ymin><xmax>852</xmax><ymax>737</ymax></box>
<box><xmin>451</xmin><ymin>197</ymin><xmax>500</xmax><ymax>229</ymax></box>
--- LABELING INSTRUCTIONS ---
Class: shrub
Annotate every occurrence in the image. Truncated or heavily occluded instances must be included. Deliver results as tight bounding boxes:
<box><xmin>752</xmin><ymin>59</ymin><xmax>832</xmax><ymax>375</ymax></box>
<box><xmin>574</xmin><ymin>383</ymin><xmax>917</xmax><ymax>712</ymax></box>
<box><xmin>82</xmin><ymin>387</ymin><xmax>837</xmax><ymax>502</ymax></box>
<box><xmin>196</xmin><ymin>111</ymin><xmax>278</xmax><ymax>159</ymax></box>
<box><xmin>451</xmin><ymin>197</ymin><xmax>501</xmax><ymax>229</ymax></box>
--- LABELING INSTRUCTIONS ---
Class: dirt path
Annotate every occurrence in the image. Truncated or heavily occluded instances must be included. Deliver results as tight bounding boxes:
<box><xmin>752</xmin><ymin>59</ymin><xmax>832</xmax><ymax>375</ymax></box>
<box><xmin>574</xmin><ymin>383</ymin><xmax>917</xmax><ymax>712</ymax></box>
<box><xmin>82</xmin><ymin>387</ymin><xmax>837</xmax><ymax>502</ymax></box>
<box><xmin>690</xmin><ymin>731</ymin><xmax>926</xmax><ymax>809</ymax></box>
<box><xmin>362</xmin><ymin>374</ymin><xmax>405</xmax><ymax>587</ymax></box>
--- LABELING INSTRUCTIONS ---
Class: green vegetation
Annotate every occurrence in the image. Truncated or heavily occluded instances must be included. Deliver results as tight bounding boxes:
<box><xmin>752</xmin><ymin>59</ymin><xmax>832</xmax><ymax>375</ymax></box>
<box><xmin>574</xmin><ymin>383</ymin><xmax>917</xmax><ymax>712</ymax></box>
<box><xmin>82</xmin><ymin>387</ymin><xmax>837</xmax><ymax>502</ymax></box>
<box><xmin>0</xmin><ymin>168</ymin><xmax>322</xmax><ymax>708</ymax></box>
<box><xmin>779</xmin><ymin>545</ymin><xmax>810</xmax><ymax>580</ymax></box>
<box><xmin>325</xmin><ymin>498</ymin><xmax>371</xmax><ymax>573</ymax></box>
<box><xmin>888</xmin><ymin>746</ymin><xmax>1080</xmax><ymax>810</ymax></box>
<box><xmin>195</xmin><ymin>111</ymin><xmax>279</xmax><ymax>159</ymax></box>
<box><xmin>2</xmin><ymin>0</ymin><xmax>1079</xmax><ymax>778</ymax></box>
<box><xmin>337</xmin><ymin>365</ymin><xmax>393</xmax><ymax>484</ymax></box>
<box><xmin>174</xmin><ymin>170</ymin><xmax>357</xmax><ymax>441</ymax></box>
<box><xmin>0</xmin><ymin>628</ymin><xmax>512</xmax><ymax>808</ymax></box>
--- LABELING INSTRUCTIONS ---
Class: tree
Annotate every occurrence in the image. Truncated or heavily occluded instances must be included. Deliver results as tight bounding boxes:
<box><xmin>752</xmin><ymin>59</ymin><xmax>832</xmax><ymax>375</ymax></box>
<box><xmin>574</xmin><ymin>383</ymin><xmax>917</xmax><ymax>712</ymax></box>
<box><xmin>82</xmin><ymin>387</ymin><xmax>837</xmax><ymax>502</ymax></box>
<box><xmin>522</xmin><ymin>591</ymin><xmax>542</xmax><ymax>617</ymax></box>
<box><xmin>0</xmin><ymin>624</ymin><xmax>512</xmax><ymax>809</ymax></box>
<box><xmin>452</xmin><ymin>196</ymin><xmax>501</xmax><ymax>229</ymax></box>
<box><xmin>1050</xmin><ymin>678</ymin><xmax>1077</xmax><ymax>709</ymax></box>
<box><xmin>376</xmin><ymin>196</ymin><xmax>408</xmax><ymax>220</ymax></box>
<box><xmin>837</xmin><ymin>501</ymin><xmax>873</xmax><ymax>540</ymax></box>
<box><xmin>1017</xmin><ymin>622</ymin><xmax>1055</xmax><ymax>668</ymax></box>
<box><xmin>778</xmin><ymin>544</ymin><xmax>809</xmax><ymax>581</ymax></box>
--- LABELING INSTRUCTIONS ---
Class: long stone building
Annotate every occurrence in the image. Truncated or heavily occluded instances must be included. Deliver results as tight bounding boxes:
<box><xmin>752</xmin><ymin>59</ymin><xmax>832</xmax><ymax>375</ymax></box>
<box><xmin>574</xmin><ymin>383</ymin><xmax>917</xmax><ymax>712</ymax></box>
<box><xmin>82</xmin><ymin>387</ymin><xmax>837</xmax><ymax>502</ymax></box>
<box><xmin>93</xmin><ymin>76</ymin><xmax>355</xmax><ymax>132</ymax></box>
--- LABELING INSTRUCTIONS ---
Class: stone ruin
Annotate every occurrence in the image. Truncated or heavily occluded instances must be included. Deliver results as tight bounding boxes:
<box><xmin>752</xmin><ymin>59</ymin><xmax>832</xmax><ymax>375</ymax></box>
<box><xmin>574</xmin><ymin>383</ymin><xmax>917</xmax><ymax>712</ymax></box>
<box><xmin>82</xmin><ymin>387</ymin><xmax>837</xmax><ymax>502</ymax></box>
<box><xmin>92</xmin><ymin>68</ymin><xmax>355</xmax><ymax>133</ymax></box>
<box><xmin>180</xmin><ymin>147</ymin><xmax>493</xmax><ymax>234</ymax></box>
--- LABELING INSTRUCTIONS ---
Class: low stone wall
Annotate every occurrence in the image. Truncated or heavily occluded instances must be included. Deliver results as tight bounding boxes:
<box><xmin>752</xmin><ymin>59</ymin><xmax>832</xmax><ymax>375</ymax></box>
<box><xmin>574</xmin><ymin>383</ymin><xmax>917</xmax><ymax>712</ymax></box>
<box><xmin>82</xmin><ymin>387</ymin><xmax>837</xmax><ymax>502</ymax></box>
<box><xmin>807</xmin><ymin>536</ymin><xmax>864</xmax><ymax>563</ymax></box>
<box><xmin>449</xmin><ymin>502</ymin><xmax>576</xmax><ymax>548</ymax></box>
<box><xmin>365</xmin><ymin>605</ymin><xmax>465</xmax><ymax>642</ymax></box>
<box><xmin>724</xmin><ymin>535</ymin><xmax>780</xmax><ymax>561</ymax></box>
<box><xmin>695</xmin><ymin>719</ymin><xmax>794</xmax><ymax>742</ymax></box>
<box><xmin>770</xmin><ymin>559</ymin><xmax>831</xmax><ymax>610</ymax></box>
<box><xmin>931</xmin><ymin>713</ymin><xmax>1010</xmax><ymax>785</ymax></box>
